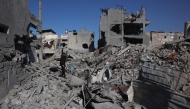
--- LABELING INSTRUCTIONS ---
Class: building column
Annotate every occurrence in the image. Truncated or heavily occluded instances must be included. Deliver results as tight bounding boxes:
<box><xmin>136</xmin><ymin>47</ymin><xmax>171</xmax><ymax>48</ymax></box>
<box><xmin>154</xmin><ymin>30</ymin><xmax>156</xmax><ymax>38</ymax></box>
<box><xmin>143</xmin><ymin>23</ymin><xmax>145</xmax><ymax>35</ymax></box>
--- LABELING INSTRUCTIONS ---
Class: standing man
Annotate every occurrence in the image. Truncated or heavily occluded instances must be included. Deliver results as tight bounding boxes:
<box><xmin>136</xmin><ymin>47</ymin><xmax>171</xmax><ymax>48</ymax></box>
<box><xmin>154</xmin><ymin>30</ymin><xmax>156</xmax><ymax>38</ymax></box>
<box><xmin>60</xmin><ymin>49</ymin><xmax>67</xmax><ymax>78</ymax></box>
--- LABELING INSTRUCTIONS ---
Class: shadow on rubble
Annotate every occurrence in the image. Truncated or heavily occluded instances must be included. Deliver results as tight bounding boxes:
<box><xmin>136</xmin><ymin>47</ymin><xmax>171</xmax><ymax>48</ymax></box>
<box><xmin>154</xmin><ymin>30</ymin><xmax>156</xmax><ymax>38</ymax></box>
<box><xmin>81</xmin><ymin>83</ymin><xmax>130</xmax><ymax>109</ymax></box>
<box><xmin>118</xmin><ymin>87</ymin><xmax>128</xmax><ymax>102</ymax></box>
<box><xmin>136</xmin><ymin>68</ymin><xmax>188</xmax><ymax>109</ymax></box>
<box><xmin>89</xmin><ymin>41</ymin><xmax>96</xmax><ymax>52</ymax></box>
<box><xmin>98</xmin><ymin>36</ymin><xmax>106</xmax><ymax>49</ymax></box>
<box><xmin>26</xmin><ymin>45</ymin><xmax>36</xmax><ymax>63</ymax></box>
<box><xmin>49</xmin><ymin>67</ymin><xmax>59</xmax><ymax>72</ymax></box>
<box><xmin>81</xmin><ymin>84</ymin><xmax>95</xmax><ymax>109</ymax></box>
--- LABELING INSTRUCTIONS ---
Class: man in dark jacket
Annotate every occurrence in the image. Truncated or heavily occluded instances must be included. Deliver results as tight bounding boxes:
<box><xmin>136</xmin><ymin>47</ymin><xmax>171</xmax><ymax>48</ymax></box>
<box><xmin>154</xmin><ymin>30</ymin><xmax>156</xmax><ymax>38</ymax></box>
<box><xmin>60</xmin><ymin>50</ymin><xmax>67</xmax><ymax>78</ymax></box>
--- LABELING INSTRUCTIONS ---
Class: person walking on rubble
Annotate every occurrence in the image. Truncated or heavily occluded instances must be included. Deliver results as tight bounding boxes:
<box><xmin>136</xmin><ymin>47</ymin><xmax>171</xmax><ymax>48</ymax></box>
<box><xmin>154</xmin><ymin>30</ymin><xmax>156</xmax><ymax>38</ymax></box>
<box><xmin>59</xmin><ymin>49</ymin><xmax>67</xmax><ymax>78</ymax></box>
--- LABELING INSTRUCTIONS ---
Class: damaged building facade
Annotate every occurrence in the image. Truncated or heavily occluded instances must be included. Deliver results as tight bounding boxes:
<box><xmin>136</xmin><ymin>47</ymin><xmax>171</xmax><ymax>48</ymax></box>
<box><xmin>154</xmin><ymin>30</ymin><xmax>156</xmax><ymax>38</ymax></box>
<box><xmin>146</xmin><ymin>31</ymin><xmax>184</xmax><ymax>45</ymax></box>
<box><xmin>0</xmin><ymin>1</ymin><xmax>190</xmax><ymax>109</ymax></box>
<box><xmin>0</xmin><ymin>0</ymin><xmax>42</xmax><ymax>99</ymax></box>
<box><xmin>39</xmin><ymin>28</ymin><xmax>95</xmax><ymax>60</ymax></box>
<box><xmin>67</xmin><ymin>28</ymin><xmax>95</xmax><ymax>52</ymax></box>
<box><xmin>98</xmin><ymin>6</ymin><xmax>150</xmax><ymax>48</ymax></box>
<box><xmin>37</xmin><ymin>29</ymin><xmax>61</xmax><ymax>59</ymax></box>
<box><xmin>60</xmin><ymin>32</ymin><xmax>68</xmax><ymax>48</ymax></box>
<box><xmin>184</xmin><ymin>22</ymin><xmax>190</xmax><ymax>38</ymax></box>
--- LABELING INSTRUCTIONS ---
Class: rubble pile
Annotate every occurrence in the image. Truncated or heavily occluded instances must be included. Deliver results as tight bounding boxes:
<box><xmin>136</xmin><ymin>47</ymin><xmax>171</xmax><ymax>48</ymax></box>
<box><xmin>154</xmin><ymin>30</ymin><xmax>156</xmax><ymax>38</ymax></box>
<box><xmin>85</xmin><ymin>44</ymin><xmax>146</xmax><ymax>84</ymax></box>
<box><xmin>0</xmin><ymin>44</ymin><xmax>147</xmax><ymax>109</ymax></box>
<box><xmin>1</xmin><ymin>40</ymin><xmax>190</xmax><ymax>109</ymax></box>
<box><xmin>141</xmin><ymin>41</ymin><xmax>190</xmax><ymax>95</ymax></box>
<box><xmin>0</xmin><ymin>62</ymin><xmax>79</xmax><ymax>109</ymax></box>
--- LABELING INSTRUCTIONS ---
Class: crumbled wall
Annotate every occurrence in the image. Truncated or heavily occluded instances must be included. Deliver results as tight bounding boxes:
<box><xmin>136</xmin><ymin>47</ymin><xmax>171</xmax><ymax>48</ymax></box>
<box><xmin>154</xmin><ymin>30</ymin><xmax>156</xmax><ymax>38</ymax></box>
<box><xmin>99</xmin><ymin>7</ymin><xmax>150</xmax><ymax>47</ymax></box>
<box><xmin>0</xmin><ymin>0</ymin><xmax>31</xmax><ymax>48</ymax></box>
<box><xmin>0</xmin><ymin>0</ymin><xmax>41</xmax><ymax>100</ymax></box>
<box><xmin>68</xmin><ymin>30</ymin><xmax>95</xmax><ymax>52</ymax></box>
<box><xmin>184</xmin><ymin>22</ymin><xmax>190</xmax><ymax>38</ymax></box>
<box><xmin>0</xmin><ymin>57</ymin><xmax>30</xmax><ymax>99</ymax></box>
<box><xmin>147</xmin><ymin>32</ymin><xmax>184</xmax><ymax>45</ymax></box>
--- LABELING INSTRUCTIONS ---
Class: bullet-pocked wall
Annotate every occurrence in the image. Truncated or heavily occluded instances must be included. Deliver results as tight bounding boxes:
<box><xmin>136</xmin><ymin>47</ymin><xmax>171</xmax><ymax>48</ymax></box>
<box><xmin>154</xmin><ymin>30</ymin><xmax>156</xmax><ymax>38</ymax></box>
<box><xmin>0</xmin><ymin>0</ymin><xmax>32</xmax><ymax>48</ymax></box>
<box><xmin>147</xmin><ymin>32</ymin><xmax>184</xmax><ymax>45</ymax></box>
<box><xmin>68</xmin><ymin>29</ymin><xmax>95</xmax><ymax>52</ymax></box>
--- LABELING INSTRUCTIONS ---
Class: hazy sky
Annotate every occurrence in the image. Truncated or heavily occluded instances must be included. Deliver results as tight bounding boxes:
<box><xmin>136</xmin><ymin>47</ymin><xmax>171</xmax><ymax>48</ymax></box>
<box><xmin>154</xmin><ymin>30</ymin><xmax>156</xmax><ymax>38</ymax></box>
<box><xmin>29</xmin><ymin>0</ymin><xmax>190</xmax><ymax>46</ymax></box>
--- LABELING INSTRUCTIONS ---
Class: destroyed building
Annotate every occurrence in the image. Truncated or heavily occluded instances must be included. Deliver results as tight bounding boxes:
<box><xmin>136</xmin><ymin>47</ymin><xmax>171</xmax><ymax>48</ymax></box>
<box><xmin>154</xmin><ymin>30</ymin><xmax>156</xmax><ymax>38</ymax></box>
<box><xmin>37</xmin><ymin>29</ymin><xmax>61</xmax><ymax>59</ymax></box>
<box><xmin>98</xmin><ymin>6</ymin><xmax>150</xmax><ymax>48</ymax></box>
<box><xmin>39</xmin><ymin>28</ymin><xmax>95</xmax><ymax>59</ymax></box>
<box><xmin>184</xmin><ymin>22</ymin><xmax>190</xmax><ymax>38</ymax></box>
<box><xmin>0</xmin><ymin>0</ymin><xmax>42</xmax><ymax>100</ymax></box>
<box><xmin>40</xmin><ymin>29</ymin><xmax>58</xmax><ymax>40</ymax></box>
<box><xmin>60</xmin><ymin>33</ymin><xmax>68</xmax><ymax>48</ymax></box>
<box><xmin>36</xmin><ymin>28</ymin><xmax>96</xmax><ymax>60</ymax></box>
<box><xmin>0</xmin><ymin>1</ymin><xmax>190</xmax><ymax>109</ymax></box>
<box><xmin>146</xmin><ymin>31</ymin><xmax>184</xmax><ymax>45</ymax></box>
<box><xmin>67</xmin><ymin>28</ymin><xmax>95</xmax><ymax>52</ymax></box>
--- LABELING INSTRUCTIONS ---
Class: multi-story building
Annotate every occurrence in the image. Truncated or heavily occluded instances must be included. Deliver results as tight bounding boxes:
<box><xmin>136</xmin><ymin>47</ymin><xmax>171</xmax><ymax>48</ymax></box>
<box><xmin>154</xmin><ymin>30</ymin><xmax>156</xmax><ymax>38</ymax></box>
<box><xmin>98</xmin><ymin>6</ymin><xmax>150</xmax><ymax>48</ymax></box>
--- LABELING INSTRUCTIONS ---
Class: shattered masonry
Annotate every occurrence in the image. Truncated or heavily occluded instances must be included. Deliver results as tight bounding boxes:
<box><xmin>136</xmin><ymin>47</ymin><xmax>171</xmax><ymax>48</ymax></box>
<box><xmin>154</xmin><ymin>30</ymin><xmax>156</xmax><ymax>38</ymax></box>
<box><xmin>67</xmin><ymin>28</ymin><xmax>95</xmax><ymax>52</ymax></box>
<box><xmin>98</xmin><ymin>6</ymin><xmax>150</xmax><ymax>48</ymax></box>
<box><xmin>0</xmin><ymin>0</ymin><xmax>42</xmax><ymax>100</ymax></box>
<box><xmin>184</xmin><ymin>22</ymin><xmax>190</xmax><ymax>38</ymax></box>
<box><xmin>1</xmin><ymin>40</ymin><xmax>190</xmax><ymax>109</ymax></box>
<box><xmin>0</xmin><ymin>1</ymin><xmax>190</xmax><ymax>109</ymax></box>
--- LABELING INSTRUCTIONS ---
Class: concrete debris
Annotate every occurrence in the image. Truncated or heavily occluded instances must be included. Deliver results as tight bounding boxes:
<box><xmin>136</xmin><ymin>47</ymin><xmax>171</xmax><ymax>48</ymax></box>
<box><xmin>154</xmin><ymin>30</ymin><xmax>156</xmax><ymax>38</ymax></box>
<box><xmin>0</xmin><ymin>43</ymin><xmax>144</xmax><ymax>108</ymax></box>
<box><xmin>67</xmin><ymin>76</ymin><xmax>85</xmax><ymax>87</ymax></box>
<box><xmin>1</xmin><ymin>1</ymin><xmax>190</xmax><ymax>108</ymax></box>
<box><xmin>0</xmin><ymin>39</ymin><xmax>190</xmax><ymax>109</ymax></box>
